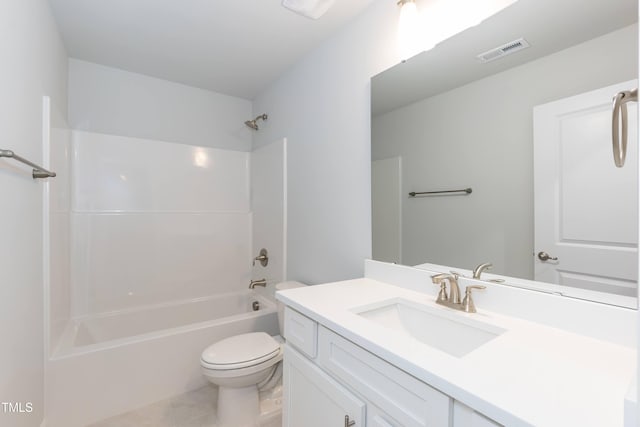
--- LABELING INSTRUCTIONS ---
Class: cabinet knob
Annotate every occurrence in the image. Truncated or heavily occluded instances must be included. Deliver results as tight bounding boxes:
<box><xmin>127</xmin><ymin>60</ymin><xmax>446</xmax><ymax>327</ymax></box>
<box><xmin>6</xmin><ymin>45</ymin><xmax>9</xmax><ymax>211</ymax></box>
<box><xmin>345</xmin><ymin>415</ymin><xmax>356</xmax><ymax>427</ymax></box>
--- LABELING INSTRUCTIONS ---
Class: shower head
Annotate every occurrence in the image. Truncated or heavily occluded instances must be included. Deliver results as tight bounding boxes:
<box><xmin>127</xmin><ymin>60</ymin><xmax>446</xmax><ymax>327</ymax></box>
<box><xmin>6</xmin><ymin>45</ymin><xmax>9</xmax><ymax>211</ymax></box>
<box><xmin>245</xmin><ymin>113</ymin><xmax>268</xmax><ymax>130</ymax></box>
<box><xmin>245</xmin><ymin>120</ymin><xmax>258</xmax><ymax>130</ymax></box>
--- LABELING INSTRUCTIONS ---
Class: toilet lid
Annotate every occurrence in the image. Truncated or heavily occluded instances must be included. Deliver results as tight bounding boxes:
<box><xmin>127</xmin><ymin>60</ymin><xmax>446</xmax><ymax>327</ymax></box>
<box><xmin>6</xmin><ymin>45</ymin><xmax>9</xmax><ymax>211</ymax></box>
<box><xmin>201</xmin><ymin>332</ymin><xmax>280</xmax><ymax>370</ymax></box>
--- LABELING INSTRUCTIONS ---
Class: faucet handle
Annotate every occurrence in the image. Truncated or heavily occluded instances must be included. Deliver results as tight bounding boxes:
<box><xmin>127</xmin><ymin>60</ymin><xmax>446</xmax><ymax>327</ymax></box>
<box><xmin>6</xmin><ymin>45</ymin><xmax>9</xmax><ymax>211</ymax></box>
<box><xmin>434</xmin><ymin>282</ymin><xmax>448</xmax><ymax>302</ymax></box>
<box><xmin>253</xmin><ymin>248</ymin><xmax>269</xmax><ymax>267</ymax></box>
<box><xmin>462</xmin><ymin>285</ymin><xmax>486</xmax><ymax>313</ymax></box>
<box><xmin>431</xmin><ymin>273</ymin><xmax>450</xmax><ymax>302</ymax></box>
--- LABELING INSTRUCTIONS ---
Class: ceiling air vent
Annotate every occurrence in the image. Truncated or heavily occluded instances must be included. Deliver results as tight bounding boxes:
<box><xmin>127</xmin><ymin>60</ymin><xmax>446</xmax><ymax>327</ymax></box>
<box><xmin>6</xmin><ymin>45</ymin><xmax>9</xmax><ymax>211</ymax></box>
<box><xmin>476</xmin><ymin>38</ymin><xmax>530</xmax><ymax>63</ymax></box>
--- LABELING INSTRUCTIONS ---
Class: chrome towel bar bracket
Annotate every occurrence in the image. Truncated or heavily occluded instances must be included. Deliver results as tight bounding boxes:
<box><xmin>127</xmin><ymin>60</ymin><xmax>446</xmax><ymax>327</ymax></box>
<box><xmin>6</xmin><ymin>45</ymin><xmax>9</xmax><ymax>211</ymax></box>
<box><xmin>611</xmin><ymin>88</ymin><xmax>637</xmax><ymax>168</ymax></box>
<box><xmin>0</xmin><ymin>149</ymin><xmax>56</xmax><ymax>179</ymax></box>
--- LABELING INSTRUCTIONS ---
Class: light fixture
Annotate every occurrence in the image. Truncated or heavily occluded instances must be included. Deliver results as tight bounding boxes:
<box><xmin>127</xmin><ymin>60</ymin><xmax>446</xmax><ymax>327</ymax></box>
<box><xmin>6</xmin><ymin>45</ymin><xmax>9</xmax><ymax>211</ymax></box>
<box><xmin>396</xmin><ymin>0</ymin><xmax>519</xmax><ymax>61</ymax></box>
<box><xmin>282</xmin><ymin>0</ymin><xmax>336</xmax><ymax>19</ymax></box>
<box><xmin>397</xmin><ymin>0</ymin><xmax>426</xmax><ymax>60</ymax></box>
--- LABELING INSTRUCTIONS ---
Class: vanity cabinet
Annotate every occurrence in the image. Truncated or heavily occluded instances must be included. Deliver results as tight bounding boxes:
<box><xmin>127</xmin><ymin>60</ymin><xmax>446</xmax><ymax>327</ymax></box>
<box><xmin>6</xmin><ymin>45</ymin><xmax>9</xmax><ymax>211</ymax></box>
<box><xmin>283</xmin><ymin>344</ymin><xmax>365</xmax><ymax>427</ymax></box>
<box><xmin>317</xmin><ymin>326</ymin><xmax>451</xmax><ymax>427</ymax></box>
<box><xmin>283</xmin><ymin>307</ymin><xmax>502</xmax><ymax>427</ymax></box>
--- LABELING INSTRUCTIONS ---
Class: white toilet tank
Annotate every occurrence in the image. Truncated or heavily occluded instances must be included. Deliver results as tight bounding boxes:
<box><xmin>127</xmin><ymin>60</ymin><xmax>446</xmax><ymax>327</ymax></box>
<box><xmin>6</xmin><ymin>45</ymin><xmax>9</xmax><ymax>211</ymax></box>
<box><xmin>275</xmin><ymin>281</ymin><xmax>307</xmax><ymax>333</ymax></box>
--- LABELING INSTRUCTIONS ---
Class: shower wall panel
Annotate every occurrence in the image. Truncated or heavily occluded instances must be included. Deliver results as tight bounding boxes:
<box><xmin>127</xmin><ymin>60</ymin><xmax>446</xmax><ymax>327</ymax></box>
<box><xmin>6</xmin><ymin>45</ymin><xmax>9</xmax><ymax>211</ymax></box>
<box><xmin>70</xmin><ymin>131</ymin><xmax>251</xmax><ymax>316</ymax></box>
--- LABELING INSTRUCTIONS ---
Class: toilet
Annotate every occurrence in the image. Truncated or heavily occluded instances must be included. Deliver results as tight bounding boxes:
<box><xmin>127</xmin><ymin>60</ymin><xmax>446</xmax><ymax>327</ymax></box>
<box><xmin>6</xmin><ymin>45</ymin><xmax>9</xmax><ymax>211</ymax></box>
<box><xmin>200</xmin><ymin>281</ymin><xmax>306</xmax><ymax>427</ymax></box>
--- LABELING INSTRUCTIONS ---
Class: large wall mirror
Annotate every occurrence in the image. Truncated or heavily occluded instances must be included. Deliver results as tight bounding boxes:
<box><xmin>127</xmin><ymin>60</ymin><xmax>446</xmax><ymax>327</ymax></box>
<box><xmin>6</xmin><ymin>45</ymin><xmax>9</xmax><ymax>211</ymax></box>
<box><xmin>371</xmin><ymin>0</ymin><xmax>639</xmax><ymax>307</ymax></box>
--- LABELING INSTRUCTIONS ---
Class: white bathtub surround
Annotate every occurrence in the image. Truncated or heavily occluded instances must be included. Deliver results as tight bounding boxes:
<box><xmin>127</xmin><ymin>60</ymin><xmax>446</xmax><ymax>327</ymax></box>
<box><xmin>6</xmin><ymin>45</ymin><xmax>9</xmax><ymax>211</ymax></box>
<box><xmin>71</xmin><ymin>211</ymin><xmax>251</xmax><ymax>314</ymax></box>
<box><xmin>71</xmin><ymin>131</ymin><xmax>250</xmax><ymax>213</ymax></box>
<box><xmin>45</xmin><ymin>128</ymin><xmax>290</xmax><ymax>425</ymax></box>
<box><xmin>69</xmin><ymin>131</ymin><xmax>252</xmax><ymax>315</ymax></box>
<box><xmin>46</xmin><ymin>99</ymin><xmax>72</xmax><ymax>355</ymax></box>
<box><xmin>46</xmin><ymin>292</ymin><xmax>278</xmax><ymax>427</ymax></box>
<box><xmin>57</xmin><ymin>292</ymin><xmax>272</xmax><ymax>352</ymax></box>
<box><xmin>277</xmin><ymin>265</ymin><xmax>636</xmax><ymax>426</ymax></box>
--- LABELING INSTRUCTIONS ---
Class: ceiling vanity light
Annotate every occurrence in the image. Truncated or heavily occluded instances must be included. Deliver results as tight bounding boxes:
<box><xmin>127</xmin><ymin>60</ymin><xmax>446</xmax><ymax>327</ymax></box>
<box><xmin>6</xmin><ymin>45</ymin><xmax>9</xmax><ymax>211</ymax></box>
<box><xmin>396</xmin><ymin>0</ymin><xmax>520</xmax><ymax>61</ymax></box>
<box><xmin>397</xmin><ymin>0</ymin><xmax>425</xmax><ymax>60</ymax></box>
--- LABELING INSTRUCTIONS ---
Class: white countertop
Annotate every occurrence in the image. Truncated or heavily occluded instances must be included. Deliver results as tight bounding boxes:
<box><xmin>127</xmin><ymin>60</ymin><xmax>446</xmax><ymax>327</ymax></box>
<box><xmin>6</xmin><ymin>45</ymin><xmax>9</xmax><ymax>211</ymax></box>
<box><xmin>277</xmin><ymin>278</ymin><xmax>636</xmax><ymax>427</ymax></box>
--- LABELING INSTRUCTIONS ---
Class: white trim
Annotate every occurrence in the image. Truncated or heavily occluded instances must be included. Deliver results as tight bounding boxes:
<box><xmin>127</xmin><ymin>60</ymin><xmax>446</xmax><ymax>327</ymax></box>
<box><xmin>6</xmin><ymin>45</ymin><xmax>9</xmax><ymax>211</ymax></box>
<box><xmin>42</xmin><ymin>96</ymin><xmax>51</xmax><ymax>358</ymax></box>
<box><xmin>282</xmin><ymin>138</ymin><xmax>288</xmax><ymax>281</ymax></box>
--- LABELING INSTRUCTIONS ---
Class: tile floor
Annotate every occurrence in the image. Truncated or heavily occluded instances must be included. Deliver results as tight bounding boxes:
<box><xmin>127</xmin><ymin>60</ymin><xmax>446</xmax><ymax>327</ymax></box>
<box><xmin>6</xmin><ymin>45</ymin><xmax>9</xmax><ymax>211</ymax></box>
<box><xmin>88</xmin><ymin>384</ymin><xmax>282</xmax><ymax>427</ymax></box>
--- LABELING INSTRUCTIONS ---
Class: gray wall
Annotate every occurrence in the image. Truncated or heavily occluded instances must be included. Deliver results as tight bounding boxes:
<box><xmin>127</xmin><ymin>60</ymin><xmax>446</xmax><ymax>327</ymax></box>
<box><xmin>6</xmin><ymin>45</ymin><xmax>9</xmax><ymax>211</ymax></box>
<box><xmin>0</xmin><ymin>1</ymin><xmax>68</xmax><ymax>425</ymax></box>
<box><xmin>68</xmin><ymin>59</ymin><xmax>253</xmax><ymax>151</ymax></box>
<box><xmin>252</xmin><ymin>1</ymin><xmax>401</xmax><ymax>284</ymax></box>
<box><xmin>372</xmin><ymin>25</ymin><xmax>638</xmax><ymax>278</ymax></box>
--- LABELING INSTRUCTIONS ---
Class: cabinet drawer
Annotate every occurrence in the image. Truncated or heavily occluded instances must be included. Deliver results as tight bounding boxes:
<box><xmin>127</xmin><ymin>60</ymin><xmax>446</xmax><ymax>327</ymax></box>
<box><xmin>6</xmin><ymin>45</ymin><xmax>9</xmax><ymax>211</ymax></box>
<box><xmin>284</xmin><ymin>307</ymin><xmax>318</xmax><ymax>358</ymax></box>
<box><xmin>317</xmin><ymin>326</ymin><xmax>451</xmax><ymax>427</ymax></box>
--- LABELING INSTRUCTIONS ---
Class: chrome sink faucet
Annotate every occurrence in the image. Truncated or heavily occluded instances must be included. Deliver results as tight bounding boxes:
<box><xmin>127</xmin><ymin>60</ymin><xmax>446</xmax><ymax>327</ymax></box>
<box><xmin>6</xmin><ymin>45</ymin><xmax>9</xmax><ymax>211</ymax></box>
<box><xmin>431</xmin><ymin>273</ymin><xmax>485</xmax><ymax>313</ymax></box>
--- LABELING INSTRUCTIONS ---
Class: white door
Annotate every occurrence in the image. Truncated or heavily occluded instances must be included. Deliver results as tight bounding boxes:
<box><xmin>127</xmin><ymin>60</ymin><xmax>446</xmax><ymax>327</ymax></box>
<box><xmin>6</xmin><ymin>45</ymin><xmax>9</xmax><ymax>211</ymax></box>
<box><xmin>534</xmin><ymin>80</ymin><xmax>638</xmax><ymax>301</ymax></box>
<box><xmin>283</xmin><ymin>344</ymin><xmax>365</xmax><ymax>427</ymax></box>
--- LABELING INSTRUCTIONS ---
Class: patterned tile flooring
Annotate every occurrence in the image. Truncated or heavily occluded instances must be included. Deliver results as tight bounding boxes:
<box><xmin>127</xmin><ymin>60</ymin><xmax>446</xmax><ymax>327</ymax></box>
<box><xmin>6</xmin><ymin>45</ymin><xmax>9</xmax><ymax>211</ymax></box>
<box><xmin>88</xmin><ymin>384</ymin><xmax>282</xmax><ymax>427</ymax></box>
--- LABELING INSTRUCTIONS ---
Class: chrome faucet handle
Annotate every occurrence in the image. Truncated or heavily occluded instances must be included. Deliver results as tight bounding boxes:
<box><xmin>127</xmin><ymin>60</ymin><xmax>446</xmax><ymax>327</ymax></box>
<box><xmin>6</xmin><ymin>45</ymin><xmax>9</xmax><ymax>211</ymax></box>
<box><xmin>462</xmin><ymin>285</ymin><xmax>486</xmax><ymax>313</ymax></box>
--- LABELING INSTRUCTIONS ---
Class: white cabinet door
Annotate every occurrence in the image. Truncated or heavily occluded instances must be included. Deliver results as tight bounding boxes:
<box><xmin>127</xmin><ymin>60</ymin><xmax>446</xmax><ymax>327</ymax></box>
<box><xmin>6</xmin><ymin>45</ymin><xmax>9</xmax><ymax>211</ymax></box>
<box><xmin>367</xmin><ymin>403</ymin><xmax>400</xmax><ymax>427</ymax></box>
<box><xmin>283</xmin><ymin>344</ymin><xmax>366</xmax><ymax>427</ymax></box>
<box><xmin>317</xmin><ymin>326</ymin><xmax>451</xmax><ymax>427</ymax></box>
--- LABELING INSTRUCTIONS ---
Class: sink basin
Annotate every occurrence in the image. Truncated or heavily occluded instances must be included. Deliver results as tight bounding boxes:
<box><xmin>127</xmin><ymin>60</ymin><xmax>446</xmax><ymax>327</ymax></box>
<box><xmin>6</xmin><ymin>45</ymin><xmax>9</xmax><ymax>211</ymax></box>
<box><xmin>352</xmin><ymin>298</ymin><xmax>505</xmax><ymax>357</ymax></box>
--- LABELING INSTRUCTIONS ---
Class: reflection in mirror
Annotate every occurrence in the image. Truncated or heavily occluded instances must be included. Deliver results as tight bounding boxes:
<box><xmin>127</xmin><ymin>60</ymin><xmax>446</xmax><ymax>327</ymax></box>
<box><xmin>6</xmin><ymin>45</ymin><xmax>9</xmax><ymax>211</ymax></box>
<box><xmin>371</xmin><ymin>0</ymin><xmax>638</xmax><ymax>307</ymax></box>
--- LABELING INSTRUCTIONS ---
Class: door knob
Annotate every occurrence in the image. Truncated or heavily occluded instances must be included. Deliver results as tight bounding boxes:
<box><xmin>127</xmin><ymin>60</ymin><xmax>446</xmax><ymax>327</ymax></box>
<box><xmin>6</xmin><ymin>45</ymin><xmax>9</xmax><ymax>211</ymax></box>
<box><xmin>537</xmin><ymin>251</ymin><xmax>558</xmax><ymax>262</ymax></box>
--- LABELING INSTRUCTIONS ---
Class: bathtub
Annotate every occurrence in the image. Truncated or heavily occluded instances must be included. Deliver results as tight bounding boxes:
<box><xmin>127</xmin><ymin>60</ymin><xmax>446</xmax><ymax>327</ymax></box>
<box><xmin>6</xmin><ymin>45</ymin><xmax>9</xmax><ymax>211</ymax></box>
<box><xmin>45</xmin><ymin>291</ymin><xmax>279</xmax><ymax>427</ymax></box>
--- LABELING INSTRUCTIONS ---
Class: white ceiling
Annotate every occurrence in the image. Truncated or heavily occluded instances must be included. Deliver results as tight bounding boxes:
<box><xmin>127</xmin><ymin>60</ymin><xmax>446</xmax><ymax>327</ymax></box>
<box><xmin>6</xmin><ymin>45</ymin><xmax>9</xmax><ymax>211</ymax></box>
<box><xmin>49</xmin><ymin>0</ymin><xmax>377</xmax><ymax>100</ymax></box>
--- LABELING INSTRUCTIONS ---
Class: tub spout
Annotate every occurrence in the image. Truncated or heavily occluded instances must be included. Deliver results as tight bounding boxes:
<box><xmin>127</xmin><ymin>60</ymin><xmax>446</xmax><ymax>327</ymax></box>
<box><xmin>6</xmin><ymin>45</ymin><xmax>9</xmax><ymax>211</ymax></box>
<box><xmin>249</xmin><ymin>279</ymin><xmax>267</xmax><ymax>289</ymax></box>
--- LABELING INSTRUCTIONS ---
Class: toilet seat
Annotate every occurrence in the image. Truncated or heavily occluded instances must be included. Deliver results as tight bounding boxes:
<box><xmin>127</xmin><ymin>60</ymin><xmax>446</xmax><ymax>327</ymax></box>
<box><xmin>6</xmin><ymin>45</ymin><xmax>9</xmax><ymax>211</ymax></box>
<box><xmin>201</xmin><ymin>332</ymin><xmax>281</xmax><ymax>371</ymax></box>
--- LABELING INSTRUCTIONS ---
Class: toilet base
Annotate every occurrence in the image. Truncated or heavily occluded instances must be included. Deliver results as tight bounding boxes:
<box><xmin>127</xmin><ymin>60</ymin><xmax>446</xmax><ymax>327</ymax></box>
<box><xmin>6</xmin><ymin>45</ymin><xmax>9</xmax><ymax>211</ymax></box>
<box><xmin>217</xmin><ymin>385</ymin><xmax>260</xmax><ymax>427</ymax></box>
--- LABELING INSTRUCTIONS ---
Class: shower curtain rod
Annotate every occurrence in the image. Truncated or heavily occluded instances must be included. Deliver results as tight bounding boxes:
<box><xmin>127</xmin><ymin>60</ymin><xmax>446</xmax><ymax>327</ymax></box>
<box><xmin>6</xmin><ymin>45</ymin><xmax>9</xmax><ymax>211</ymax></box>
<box><xmin>0</xmin><ymin>149</ymin><xmax>56</xmax><ymax>179</ymax></box>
